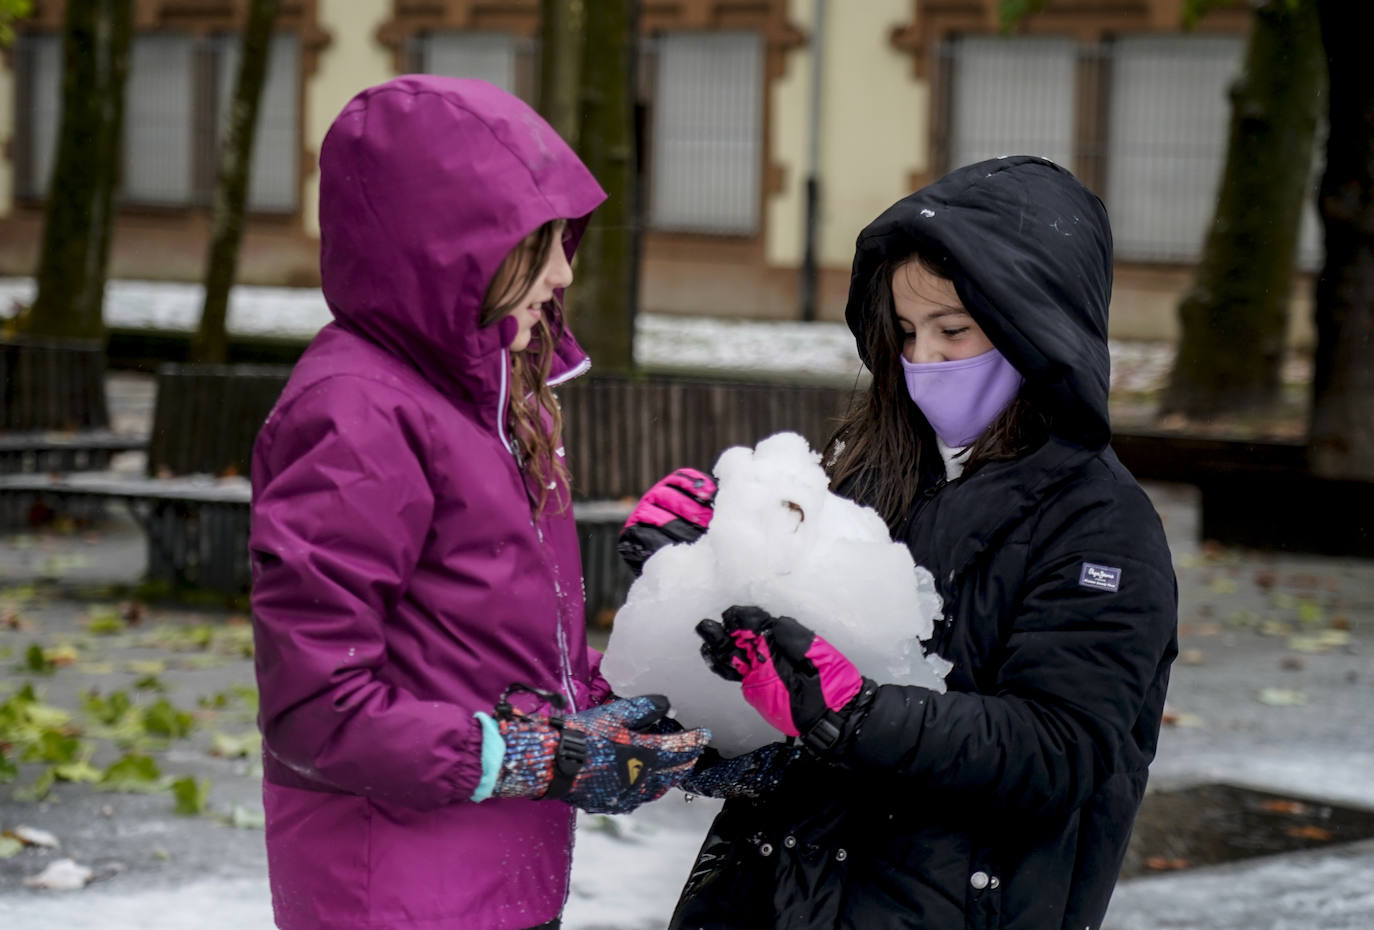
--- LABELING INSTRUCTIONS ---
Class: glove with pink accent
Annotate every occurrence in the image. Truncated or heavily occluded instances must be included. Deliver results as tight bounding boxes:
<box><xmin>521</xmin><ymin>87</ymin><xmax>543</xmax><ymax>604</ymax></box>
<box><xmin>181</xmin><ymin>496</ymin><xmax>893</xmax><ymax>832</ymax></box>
<box><xmin>617</xmin><ymin>468</ymin><xmax>718</xmax><ymax>577</ymax></box>
<box><xmin>696</xmin><ymin>606</ymin><xmax>877</xmax><ymax>755</ymax></box>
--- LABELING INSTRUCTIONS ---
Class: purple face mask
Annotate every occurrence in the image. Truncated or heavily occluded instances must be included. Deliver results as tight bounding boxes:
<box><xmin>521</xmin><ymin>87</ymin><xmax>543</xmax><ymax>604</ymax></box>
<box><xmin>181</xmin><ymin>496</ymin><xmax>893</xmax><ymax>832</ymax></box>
<box><xmin>900</xmin><ymin>348</ymin><xmax>1024</xmax><ymax>447</ymax></box>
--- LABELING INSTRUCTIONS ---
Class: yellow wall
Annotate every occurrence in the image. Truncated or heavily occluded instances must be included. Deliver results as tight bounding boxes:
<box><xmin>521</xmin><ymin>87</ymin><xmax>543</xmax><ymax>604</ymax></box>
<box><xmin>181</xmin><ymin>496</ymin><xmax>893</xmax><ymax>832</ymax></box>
<box><xmin>766</xmin><ymin>0</ymin><xmax>927</xmax><ymax>269</ymax></box>
<box><xmin>302</xmin><ymin>0</ymin><xmax>395</xmax><ymax>238</ymax></box>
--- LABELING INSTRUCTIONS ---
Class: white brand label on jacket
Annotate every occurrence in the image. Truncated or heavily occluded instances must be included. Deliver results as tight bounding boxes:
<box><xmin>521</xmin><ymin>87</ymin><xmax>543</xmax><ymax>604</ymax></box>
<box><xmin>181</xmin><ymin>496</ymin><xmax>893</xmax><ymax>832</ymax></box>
<box><xmin>1078</xmin><ymin>562</ymin><xmax>1122</xmax><ymax>592</ymax></box>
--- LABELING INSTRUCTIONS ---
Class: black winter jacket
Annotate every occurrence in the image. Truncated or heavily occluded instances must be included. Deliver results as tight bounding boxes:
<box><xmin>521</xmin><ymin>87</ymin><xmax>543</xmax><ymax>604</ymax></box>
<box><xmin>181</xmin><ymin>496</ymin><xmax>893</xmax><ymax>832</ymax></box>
<box><xmin>670</xmin><ymin>157</ymin><xmax>1179</xmax><ymax>930</ymax></box>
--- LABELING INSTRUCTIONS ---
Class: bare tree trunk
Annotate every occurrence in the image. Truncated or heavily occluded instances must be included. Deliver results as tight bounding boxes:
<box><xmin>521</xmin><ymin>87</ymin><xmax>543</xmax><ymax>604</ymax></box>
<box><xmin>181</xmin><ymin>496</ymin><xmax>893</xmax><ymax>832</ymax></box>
<box><xmin>570</xmin><ymin>0</ymin><xmax>637</xmax><ymax>372</ymax></box>
<box><xmin>1309</xmin><ymin>0</ymin><xmax>1374</xmax><ymax>479</ymax></box>
<box><xmin>28</xmin><ymin>0</ymin><xmax>132</xmax><ymax>340</ymax></box>
<box><xmin>192</xmin><ymin>0</ymin><xmax>280</xmax><ymax>364</ymax></box>
<box><xmin>538</xmin><ymin>0</ymin><xmax>582</xmax><ymax>143</ymax></box>
<box><xmin>1160</xmin><ymin>0</ymin><xmax>1325</xmax><ymax>420</ymax></box>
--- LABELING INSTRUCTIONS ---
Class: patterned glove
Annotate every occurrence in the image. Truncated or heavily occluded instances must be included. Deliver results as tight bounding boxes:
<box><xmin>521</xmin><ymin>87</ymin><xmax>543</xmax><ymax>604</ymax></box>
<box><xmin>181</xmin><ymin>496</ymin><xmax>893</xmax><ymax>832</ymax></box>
<box><xmin>696</xmin><ymin>606</ymin><xmax>875</xmax><ymax>754</ymax></box>
<box><xmin>679</xmin><ymin>742</ymin><xmax>802</xmax><ymax>800</ymax></box>
<box><xmin>493</xmin><ymin>694</ymin><xmax>711</xmax><ymax>814</ymax></box>
<box><xmin>617</xmin><ymin>468</ymin><xmax>717</xmax><ymax>577</ymax></box>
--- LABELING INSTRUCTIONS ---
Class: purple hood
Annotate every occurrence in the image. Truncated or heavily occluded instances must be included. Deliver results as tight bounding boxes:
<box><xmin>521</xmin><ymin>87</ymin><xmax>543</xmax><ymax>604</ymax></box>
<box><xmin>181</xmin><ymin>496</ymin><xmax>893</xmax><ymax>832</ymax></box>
<box><xmin>250</xmin><ymin>76</ymin><xmax>608</xmax><ymax>930</ymax></box>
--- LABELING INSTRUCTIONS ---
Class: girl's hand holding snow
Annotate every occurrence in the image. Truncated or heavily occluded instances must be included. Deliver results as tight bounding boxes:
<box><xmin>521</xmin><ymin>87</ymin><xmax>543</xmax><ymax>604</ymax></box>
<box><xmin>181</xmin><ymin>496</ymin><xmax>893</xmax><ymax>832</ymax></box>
<box><xmin>696</xmin><ymin>606</ymin><xmax>875</xmax><ymax>753</ymax></box>
<box><xmin>679</xmin><ymin>742</ymin><xmax>802</xmax><ymax>800</ymax></box>
<box><xmin>490</xmin><ymin>695</ymin><xmax>711</xmax><ymax>814</ymax></box>
<box><xmin>617</xmin><ymin>467</ymin><xmax>717</xmax><ymax>576</ymax></box>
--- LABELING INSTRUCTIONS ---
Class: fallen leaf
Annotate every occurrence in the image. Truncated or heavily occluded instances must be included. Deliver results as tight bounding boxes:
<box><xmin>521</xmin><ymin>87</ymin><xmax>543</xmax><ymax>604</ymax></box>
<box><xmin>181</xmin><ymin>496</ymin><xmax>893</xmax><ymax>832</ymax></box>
<box><xmin>1259</xmin><ymin>799</ymin><xmax>1309</xmax><ymax>815</ymax></box>
<box><xmin>1144</xmin><ymin>856</ymin><xmax>1191</xmax><ymax>871</ymax></box>
<box><xmin>1288</xmin><ymin>630</ymin><xmax>1351</xmax><ymax>654</ymax></box>
<box><xmin>1161</xmin><ymin>709</ymin><xmax>1205</xmax><ymax>728</ymax></box>
<box><xmin>10</xmin><ymin>825</ymin><xmax>59</xmax><ymax>848</ymax></box>
<box><xmin>1178</xmin><ymin>649</ymin><xmax>1206</xmax><ymax>666</ymax></box>
<box><xmin>1260</xmin><ymin>620</ymin><xmax>1294</xmax><ymax>637</ymax></box>
<box><xmin>1331</xmin><ymin>615</ymin><xmax>1352</xmax><ymax>631</ymax></box>
<box><xmin>210</xmin><ymin>732</ymin><xmax>261</xmax><ymax>759</ymax></box>
<box><xmin>227</xmin><ymin>804</ymin><xmax>265</xmax><ymax>829</ymax></box>
<box><xmin>171</xmin><ymin>775</ymin><xmax>210</xmax><ymax>816</ymax></box>
<box><xmin>22</xmin><ymin>858</ymin><xmax>93</xmax><ymax>890</ymax></box>
<box><xmin>1279</xmin><ymin>655</ymin><xmax>1306</xmax><ymax>671</ymax></box>
<box><xmin>0</xmin><ymin>836</ymin><xmax>22</xmax><ymax>858</ymax></box>
<box><xmin>1253</xmin><ymin>570</ymin><xmax>1277</xmax><ymax>591</ymax></box>
<box><xmin>1209</xmin><ymin>577</ymin><xmax>1238</xmax><ymax>595</ymax></box>
<box><xmin>1257</xmin><ymin>688</ymin><xmax>1307</xmax><ymax>707</ymax></box>
<box><xmin>1285</xmin><ymin>825</ymin><xmax>1334</xmax><ymax>841</ymax></box>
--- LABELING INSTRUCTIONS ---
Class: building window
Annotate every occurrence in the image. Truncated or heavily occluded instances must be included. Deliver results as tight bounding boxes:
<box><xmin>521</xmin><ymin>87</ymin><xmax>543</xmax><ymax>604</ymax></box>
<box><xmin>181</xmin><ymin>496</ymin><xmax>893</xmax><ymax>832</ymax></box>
<box><xmin>1104</xmin><ymin>35</ymin><xmax>1241</xmax><ymax>262</ymax></box>
<box><xmin>124</xmin><ymin>33</ymin><xmax>196</xmax><ymax>205</ymax></box>
<box><xmin>939</xmin><ymin>31</ymin><xmax>1320</xmax><ymax>267</ymax></box>
<box><xmin>15</xmin><ymin>33</ymin><xmax>62</xmax><ymax>200</ymax></box>
<box><xmin>1104</xmin><ymin>34</ymin><xmax>1319</xmax><ymax>266</ymax></box>
<box><xmin>14</xmin><ymin>29</ymin><xmax>300</xmax><ymax>213</ymax></box>
<box><xmin>416</xmin><ymin>31</ymin><xmax>536</xmax><ymax>101</ymax></box>
<box><xmin>648</xmin><ymin>31</ymin><xmax>764</xmax><ymax>236</ymax></box>
<box><xmin>214</xmin><ymin>32</ymin><xmax>301</xmax><ymax>212</ymax></box>
<box><xmin>945</xmin><ymin>36</ymin><xmax>1077</xmax><ymax>171</ymax></box>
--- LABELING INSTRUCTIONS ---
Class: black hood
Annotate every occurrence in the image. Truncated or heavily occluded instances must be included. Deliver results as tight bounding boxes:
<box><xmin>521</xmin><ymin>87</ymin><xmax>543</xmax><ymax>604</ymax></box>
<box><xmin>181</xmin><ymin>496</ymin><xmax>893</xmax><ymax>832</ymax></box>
<box><xmin>844</xmin><ymin>156</ymin><xmax>1114</xmax><ymax>448</ymax></box>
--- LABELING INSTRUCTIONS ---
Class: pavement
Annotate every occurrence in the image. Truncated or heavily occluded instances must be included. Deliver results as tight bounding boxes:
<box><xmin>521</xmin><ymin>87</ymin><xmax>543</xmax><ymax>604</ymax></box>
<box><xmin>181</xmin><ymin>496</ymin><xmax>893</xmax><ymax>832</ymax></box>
<box><xmin>0</xmin><ymin>375</ymin><xmax>1371</xmax><ymax>928</ymax></box>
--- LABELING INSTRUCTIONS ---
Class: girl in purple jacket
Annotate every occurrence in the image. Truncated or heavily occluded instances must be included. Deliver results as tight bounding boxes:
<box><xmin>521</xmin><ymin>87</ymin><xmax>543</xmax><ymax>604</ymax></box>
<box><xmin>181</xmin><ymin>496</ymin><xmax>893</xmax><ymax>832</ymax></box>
<box><xmin>249</xmin><ymin>76</ymin><xmax>708</xmax><ymax>930</ymax></box>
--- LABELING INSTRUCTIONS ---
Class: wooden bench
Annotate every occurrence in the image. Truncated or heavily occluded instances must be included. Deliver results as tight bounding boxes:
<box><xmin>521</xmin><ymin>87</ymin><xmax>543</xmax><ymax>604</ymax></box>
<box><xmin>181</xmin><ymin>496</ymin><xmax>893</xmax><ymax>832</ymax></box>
<box><xmin>0</xmin><ymin>430</ymin><xmax>149</xmax><ymax>475</ymax></box>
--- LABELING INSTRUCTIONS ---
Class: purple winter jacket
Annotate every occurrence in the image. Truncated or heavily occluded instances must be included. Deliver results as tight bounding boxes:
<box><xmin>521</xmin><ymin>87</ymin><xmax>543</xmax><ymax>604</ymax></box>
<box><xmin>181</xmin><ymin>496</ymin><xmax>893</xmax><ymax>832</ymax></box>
<box><xmin>249</xmin><ymin>76</ymin><xmax>609</xmax><ymax>930</ymax></box>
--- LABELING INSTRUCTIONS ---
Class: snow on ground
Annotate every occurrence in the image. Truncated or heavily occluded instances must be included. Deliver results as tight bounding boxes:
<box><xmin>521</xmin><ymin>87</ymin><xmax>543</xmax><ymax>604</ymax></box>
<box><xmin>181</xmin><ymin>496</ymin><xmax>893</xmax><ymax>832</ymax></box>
<box><xmin>0</xmin><ymin>277</ymin><xmax>1183</xmax><ymax>389</ymax></box>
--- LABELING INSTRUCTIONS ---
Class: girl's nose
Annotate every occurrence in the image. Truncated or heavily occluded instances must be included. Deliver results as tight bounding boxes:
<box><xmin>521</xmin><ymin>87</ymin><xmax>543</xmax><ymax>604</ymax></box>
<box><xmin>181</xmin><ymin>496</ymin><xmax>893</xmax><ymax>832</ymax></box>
<box><xmin>547</xmin><ymin>245</ymin><xmax>574</xmax><ymax>290</ymax></box>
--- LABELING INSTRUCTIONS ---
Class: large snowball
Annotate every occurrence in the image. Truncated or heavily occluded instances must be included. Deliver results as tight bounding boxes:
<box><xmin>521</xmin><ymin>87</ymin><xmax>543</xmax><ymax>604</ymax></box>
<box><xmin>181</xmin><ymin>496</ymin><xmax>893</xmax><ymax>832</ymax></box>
<box><xmin>601</xmin><ymin>431</ymin><xmax>949</xmax><ymax>757</ymax></box>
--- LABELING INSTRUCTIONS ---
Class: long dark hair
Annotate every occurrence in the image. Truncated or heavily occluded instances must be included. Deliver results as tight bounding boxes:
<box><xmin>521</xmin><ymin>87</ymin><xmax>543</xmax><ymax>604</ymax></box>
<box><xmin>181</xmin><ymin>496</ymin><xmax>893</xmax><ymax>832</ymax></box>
<box><xmin>823</xmin><ymin>252</ymin><xmax>1050</xmax><ymax>531</ymax></box>
<box><xmin>480</xmin><ymin>220</ymin><xmax>571</xmax><ymax>519</ymax></box>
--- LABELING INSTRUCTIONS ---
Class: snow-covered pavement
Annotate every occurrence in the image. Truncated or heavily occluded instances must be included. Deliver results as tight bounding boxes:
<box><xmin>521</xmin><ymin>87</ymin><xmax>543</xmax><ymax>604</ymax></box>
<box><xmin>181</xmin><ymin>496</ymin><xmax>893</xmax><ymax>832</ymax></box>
<box><xmin>0</xmin><ymin>277</ymin><xmax>1192</xmax><ymax>392</ymax></box>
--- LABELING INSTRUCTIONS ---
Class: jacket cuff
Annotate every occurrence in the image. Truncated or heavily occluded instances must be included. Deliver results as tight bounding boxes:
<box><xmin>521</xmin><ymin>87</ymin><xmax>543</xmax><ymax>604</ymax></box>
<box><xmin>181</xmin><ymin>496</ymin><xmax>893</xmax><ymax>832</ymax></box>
<box><xmin>469</xmin><ymin>712</ymin><xmax>506</xmax><ymax>802</ymax></box>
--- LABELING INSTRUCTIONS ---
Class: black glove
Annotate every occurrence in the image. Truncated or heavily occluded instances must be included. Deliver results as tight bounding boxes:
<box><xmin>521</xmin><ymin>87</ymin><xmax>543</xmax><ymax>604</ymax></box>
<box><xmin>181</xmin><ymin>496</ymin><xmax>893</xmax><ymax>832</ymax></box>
<box><xmin>696</xmin><ymin>606</ymin><xmax>877</xmax><ymax>754</ymax></box>
<box><xmin>617</xmin><ymin>468</ymin><xmax>717</xmax><ymax>576</ymax></box>
<box><xmin>679</xmin><ymin>742</ymin><xmax>802</xmax><ymax>800</ymax></box>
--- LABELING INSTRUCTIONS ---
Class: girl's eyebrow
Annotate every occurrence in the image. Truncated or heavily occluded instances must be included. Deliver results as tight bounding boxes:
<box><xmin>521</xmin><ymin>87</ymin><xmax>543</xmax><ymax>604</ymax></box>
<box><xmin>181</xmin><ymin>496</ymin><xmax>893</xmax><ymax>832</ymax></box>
<box><xmin>923</xmin><ymin>306</ymin><xmax>970</xmax><ymax>321</ymax></box>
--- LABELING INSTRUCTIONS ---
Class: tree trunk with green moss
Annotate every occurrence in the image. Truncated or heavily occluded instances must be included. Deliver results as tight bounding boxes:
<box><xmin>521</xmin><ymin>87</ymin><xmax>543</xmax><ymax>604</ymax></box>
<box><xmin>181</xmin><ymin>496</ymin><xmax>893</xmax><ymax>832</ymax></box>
<box><xmin>1308</xmin><ymin>0</ymin><xmax>1374</xmax><ymax>479</ymax></box>
<box><xmin>28</xmin><ymin>0</ymin><xmax>132</xmax><ymax>340</ymax></box>
<box><xmin>1160</xmin><ymin>0</ymin><xmax>1326</xmax><ymax>419</ymax></box>
<box><xmin>570</xmin><ymin>0</ymin><xmax>636</xmax><ymax>373</ymax></box>
<box><xmin>538</xmin><ymin>0</ymin><xmax>582</xmax><ymax>144</ymax></box>
<box><xmin>191</xmin><ymin>0</ymin><xmax>280</xmax><ymax>364</ymax></box>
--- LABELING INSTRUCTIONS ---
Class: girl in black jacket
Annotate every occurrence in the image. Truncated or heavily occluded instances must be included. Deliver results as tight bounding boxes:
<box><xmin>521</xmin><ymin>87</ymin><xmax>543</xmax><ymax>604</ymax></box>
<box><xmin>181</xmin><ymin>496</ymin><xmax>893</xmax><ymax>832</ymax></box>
<box><xmin>671</xmin><ymin>156</ymin><xmax>1179</xmax><ymax>930</ymax></box>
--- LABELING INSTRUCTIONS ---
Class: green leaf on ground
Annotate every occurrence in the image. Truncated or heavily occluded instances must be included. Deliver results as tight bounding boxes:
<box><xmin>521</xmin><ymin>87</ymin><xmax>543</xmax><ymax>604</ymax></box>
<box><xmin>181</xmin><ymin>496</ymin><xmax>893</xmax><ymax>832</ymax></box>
<box><xmin>143</xmin><ymin>699</ymin><xmax>195</xmax><ymax>740</ymax></box>
<box><xmin>210</xmin><ymin>732</ymin><xmax>260</xmax><ymax>759</ymax></box>
<box><xmin>73</xmin><ymin>662</ymin><xmax>116</xmax><ymax>675</ymax></box>
<box><xmin>22</xmin><ymin>643</ymin><xmax>54</xmax><ymax>674</ymax></box>
<box><xmin>0</xmin><ymin>836</ymin><xmax>22</xmax><ymax>858</ymax></box>
<box><xmin>227</xmin><ymin>804</ymin><xmax>265</xmax><ymax>829</ymax></box>
<box><xmin>83</xmin><ymin>690</ymin><xmax>133</xmax><ymax>726</ymax></box>
<box><xmin>231</xmin><ymin>686</ymin><xmax>259</xmax><ymax>712</ymax></box>
<box><xmin>1257</xmin><ymin>688</ymin><xmax>1307</xmax><ymax>707</ymax></box>
<box><xmin>125</xmin><ymin>660</ymin><xmax>167</xmax><ymax>676</ymax></box>
<box><xmin>1288</xmin><ymin>630</ymin><xmax>1351</xmax><ymax>654</ymax></box>
<box><xmin>53</xmin><ymin>760</ymin><xmax>103</xmax><ymax>784</ymax></box>
<box><xmin>133</xmin><ymin>675</ymin><xmax>167</xmax><ymax>692</ymax></box>
<box><xmin>171</xmin><ymin>776</ymin><xmax>210</xmax><ymax>816</ymax></box>
<box><xmin>12</xmin><ymin>768</ymin><xmax>55</xmax><ymax>802</ymax></box>
<box><xmin>98</xmin><ymin>753</ymin><xmax>166</xmax><ymax>793</ymax></box>
<box><xmin>23</xmin><ymin>731</ymin><xmax>83</xmax><ymax>765</ymax></box>
<box><xmin>1297</xmin><ymin>600</ymin><xmax>1325</xmax><ymax>627</ymax></box>
<box><xmin>85</xmin><ymin>607</ymin><xmax>126</xmax><ymax>635</ymax></box>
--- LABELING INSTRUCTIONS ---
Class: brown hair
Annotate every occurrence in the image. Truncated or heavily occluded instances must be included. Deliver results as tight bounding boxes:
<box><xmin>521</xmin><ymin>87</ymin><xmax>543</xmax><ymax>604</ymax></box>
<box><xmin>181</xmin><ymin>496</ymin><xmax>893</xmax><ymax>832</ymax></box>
<box><xmin>480</xmin><ymin>220</ymin><xmax>572</xmax><ymax>519</ymax></box>
<box><xmin>823</xmin><ymin>252</ymin><xmax>1050</xmax><ymax>531</ymax></box>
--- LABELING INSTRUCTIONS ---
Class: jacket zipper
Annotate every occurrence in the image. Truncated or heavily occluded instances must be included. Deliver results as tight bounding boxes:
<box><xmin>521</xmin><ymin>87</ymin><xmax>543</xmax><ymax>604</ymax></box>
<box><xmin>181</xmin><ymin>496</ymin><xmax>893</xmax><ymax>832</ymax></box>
<box><xmin>499</xmin><ymin>351</ymin><xmax>578</xmax><ymax>708</ymax></box>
